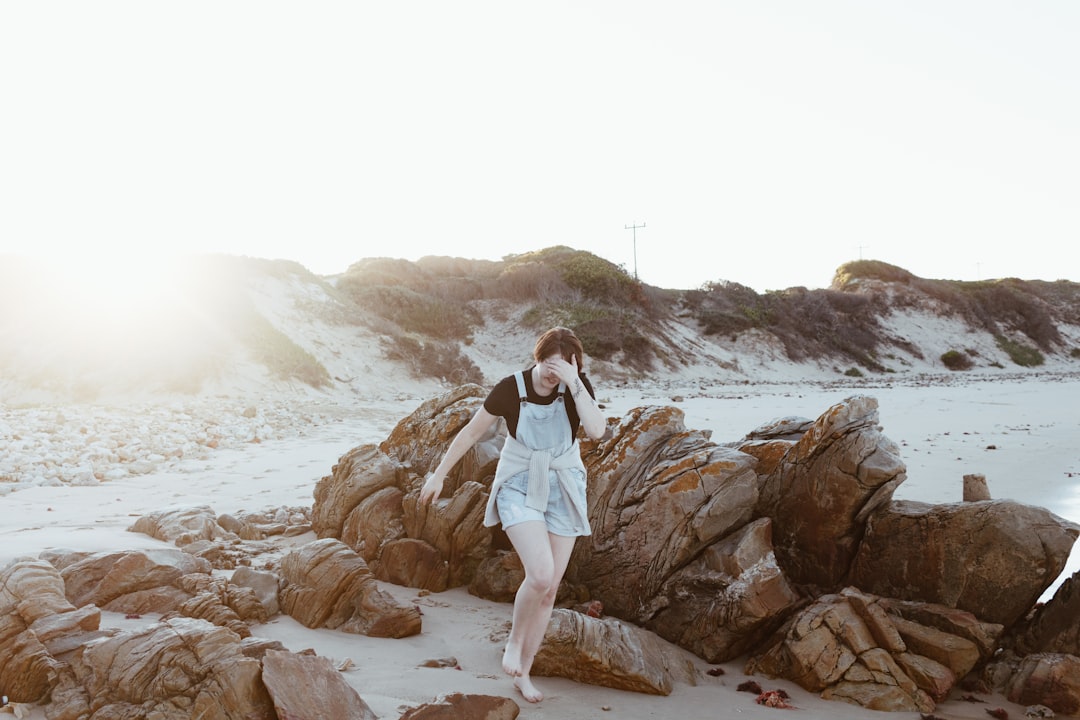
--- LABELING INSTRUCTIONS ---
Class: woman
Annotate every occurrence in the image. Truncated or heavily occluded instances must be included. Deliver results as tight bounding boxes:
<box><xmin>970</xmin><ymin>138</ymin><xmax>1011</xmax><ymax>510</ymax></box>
<box><xmin>419</xmin><ymin>326</ymin><xmax>606</xmax><ymax>703</ymax></box>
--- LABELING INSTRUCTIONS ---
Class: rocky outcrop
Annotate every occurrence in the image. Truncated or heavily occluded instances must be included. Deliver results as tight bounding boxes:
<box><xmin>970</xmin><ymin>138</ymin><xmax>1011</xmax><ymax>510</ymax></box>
<box><xmin>262</xmin><ymin>649</ymin><xmax>378</xmax><ymax>720</ymax></box>
<box><xmin>1012</xmin><ymin>570</ymin><xmax>1080</xmax><ymax>656</ymax></box>
<box><xmin>755</xmin><ymin>395</ymin><xmax>906</xmax><ymax>591</ymax></box>
<box><xmin>49</xmin><ymin>617</ymin><xmax>277</xmax><ymax>720</ymax></box>
<box><xmin>399</xmin><ymin>692</ymin><xmax>521</xmax><ymax>720</ymax></box>
<box><xmin>849</xmin><ymin>499</ymin><xmax>1079</xmax><ymax>628</ymax></box>
<box><xmin>310</xmin><ymin>385</ymin><xmax>501</xmax><ymax>591</ymax></box>
<box><xmin>571</xmin><ymin>405</ymin><xmax>794</xmax><ymax>661</ymax></box>
<box><xmin>278</xmin><ymin>538</ymin><xmax>422</xmax><ymax>637</ymax></box>
<box><xmin>746</xmin><ymin>587</ymin><xmax>1003</xmax><ymax>712</ymax></box>
<box><xmin>531</xmin><ymin>608</ymin><xmax>697</xmax><ymax>695</ymax></box>
<box><xmin>1006</xmin><ymin>653</ymin><xmax>1080</xmax><ymax>716</ymax></box>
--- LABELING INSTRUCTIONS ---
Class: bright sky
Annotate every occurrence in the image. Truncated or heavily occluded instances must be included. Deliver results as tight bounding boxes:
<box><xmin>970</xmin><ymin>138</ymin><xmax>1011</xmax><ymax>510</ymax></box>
<box><xmin>2</xmin><ymin>2</ymin><xmax>1077</xmax><ymax>293</ymax></box>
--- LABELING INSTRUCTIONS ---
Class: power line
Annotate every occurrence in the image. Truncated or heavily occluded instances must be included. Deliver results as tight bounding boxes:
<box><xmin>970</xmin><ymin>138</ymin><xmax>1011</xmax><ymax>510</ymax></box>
<box><xmin>624</xmin><ymin>222</ymin><xmax>645</xmax><ymax>279</ymax></box>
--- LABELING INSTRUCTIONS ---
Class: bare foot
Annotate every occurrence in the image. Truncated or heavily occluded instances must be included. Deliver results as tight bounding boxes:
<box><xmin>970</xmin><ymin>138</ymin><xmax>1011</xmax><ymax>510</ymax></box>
<box><xmin>514</xmin><ymin>675</ymin><xmax>544</xmax><ymax>703</ymax></box>
<box><xmin>502</xmin><ymin>643</ymin><xmax>524</xmax><ymax>677</ymax></box>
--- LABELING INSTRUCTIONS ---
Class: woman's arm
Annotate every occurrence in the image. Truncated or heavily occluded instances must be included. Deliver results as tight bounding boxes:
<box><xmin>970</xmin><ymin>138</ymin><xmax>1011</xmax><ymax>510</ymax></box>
<box><xmin>419</xmin><ymin>406</ymin><xmax>499</xmax><ymax>503</ymax></box>
<box><xmin>568</xmin><ymin>374</ymin><xmax>606</xmax><ymax>440</ymax></box>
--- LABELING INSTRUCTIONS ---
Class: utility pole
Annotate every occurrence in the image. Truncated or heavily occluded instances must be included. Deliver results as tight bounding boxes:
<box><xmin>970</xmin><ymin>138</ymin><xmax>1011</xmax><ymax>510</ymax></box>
<box><xmin>624</xmin><ymin>222</ymin><xmax>645</xmax><ymax>279</ymax></box>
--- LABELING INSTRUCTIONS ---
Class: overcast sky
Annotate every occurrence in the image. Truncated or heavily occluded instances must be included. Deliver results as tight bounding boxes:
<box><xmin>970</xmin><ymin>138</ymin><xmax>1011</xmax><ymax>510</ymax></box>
<box><xmin>2</xmin><ymin>1</ymin><xmax>1077</xmax><ymax>292</ymax></box>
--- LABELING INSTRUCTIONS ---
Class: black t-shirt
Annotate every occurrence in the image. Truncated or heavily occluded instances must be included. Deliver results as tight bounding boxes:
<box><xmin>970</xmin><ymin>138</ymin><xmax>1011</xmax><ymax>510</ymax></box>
<box><xmin>483</xmin><ymin>366</ymin><xmax>596</xmax><ymax>439</ymax></box>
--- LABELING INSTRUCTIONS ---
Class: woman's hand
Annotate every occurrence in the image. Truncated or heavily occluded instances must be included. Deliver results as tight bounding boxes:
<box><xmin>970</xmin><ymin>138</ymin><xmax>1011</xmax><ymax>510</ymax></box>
<box><xmin>542</xmin><ymin>355</ymin><xmax>580</xmax><ymax>386</ymax></box>
<box><xmin>419</xmin><ymin>472</ymin><xmax>445</xmax><ymax>505</ymax></box>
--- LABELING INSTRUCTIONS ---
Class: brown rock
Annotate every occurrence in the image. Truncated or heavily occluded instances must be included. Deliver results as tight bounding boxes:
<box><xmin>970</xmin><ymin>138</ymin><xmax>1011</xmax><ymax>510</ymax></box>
<box><xmin>375</xmin><ymin>537</ymin><xmax>450</xmax><ymax>591</ymax></box>
<box><xmin>399</xmin><ymin>692</ymin><xmax>520</xmax><ymax>720</ymax></box>
<box><xmin>279</xmin><ymin>538</ymin><xmax>421</xmax><ymax>637</ymax></box>
<box><xmin>128</xmin><ymin>505</ymin><xmax>232</xmax><ymax>546</ymax></box>
<box><xmin>311</xmin><ymin>443</ymin><xmax>403</xmax><ymax>539</ymax></box>
<box><xmin>531</xmin><ymin>608</ymin><xmax>693</xmax><ymax>695</ymax></box>
<box><xmin>963</xmin><ymin>473</ymin><xmax>992</xmax><ymax>501</ymax></box>
<box><xmin>469</xmin><ymin>550</ymin><xmax>525</xmax><ymax>603</ymax></box>
<box><xmin>262</xmin><ymin>649</ymin><xmax>377</xmax><ymax>720</ymax></box>
<box><xmin>645</xmin><ymin>518</ymin><xmax>801</xmax><ymax>662</ymax></box>
<box><xmin>1013</xmin><ymin>570</ymin><xmax>1080</xmax><ymax>656</ymax></box>
<box><xmin>850</xmin><ymin>499</ymin><xmax>1078</xmax><ymax>628</ymax></box>
<box><xmin>50</xmin><ymin>616</ymin><xmax>276</xmax><ymax>720</ymax></box>
<box><xmin>890</xmin><ymin>615</ymin><xmax>981</xmax><ymax>679</ymax></box>
<box><xmin>757</xmin><ymin>395</ymin><xmax>906</xmax><ymax>590</ymax></box>
<box><xmin>57</xmin><ymin>548</ymin><xmax>211</xmax><ymax>609</ymax></box>
<box><xmin>1006</xmin><ymin>653</ymin><xmax>1080</xmax><ymax>716</ymax></box>
<box><xmin>573</xmin><ymin>406</ymin><xmax>760</xmax><ymax>622</ymax></box>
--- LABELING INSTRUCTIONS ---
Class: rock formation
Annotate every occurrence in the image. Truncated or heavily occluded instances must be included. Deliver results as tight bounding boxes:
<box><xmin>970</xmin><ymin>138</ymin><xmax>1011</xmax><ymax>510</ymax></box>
<box><xmin>3</xmin><ymin>386</ymin><xmax>1079</xmax><ymax>717</ymax></box>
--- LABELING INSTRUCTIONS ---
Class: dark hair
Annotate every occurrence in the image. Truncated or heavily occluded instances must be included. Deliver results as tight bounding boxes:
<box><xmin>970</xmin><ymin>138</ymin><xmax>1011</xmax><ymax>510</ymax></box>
<box><xmin>533</xmin><ymin>326</ymin><xmax>585</xmax><ymax>370</ymax></box>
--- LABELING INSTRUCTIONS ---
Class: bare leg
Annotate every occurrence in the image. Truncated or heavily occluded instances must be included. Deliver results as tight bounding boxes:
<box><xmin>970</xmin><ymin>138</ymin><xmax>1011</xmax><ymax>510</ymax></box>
<box><xmin>502</xmin><ymin>522</ymin><xmax>577</xmax><ymax>703</ymax></box>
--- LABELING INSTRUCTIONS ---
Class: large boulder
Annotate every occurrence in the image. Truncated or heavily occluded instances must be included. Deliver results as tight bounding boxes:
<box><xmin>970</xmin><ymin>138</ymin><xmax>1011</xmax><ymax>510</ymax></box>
<box><xmin>1012</xmin><ymin>570</ymin><xmax>1080</xmax><ymax>656</ymax></box>
<box><xmin>746</xmin><ymin>587</ymin><xmax>999</xmax><ymax>713</ymax></box>
<box><xmin>278</xmin><ymin>538</ymin><xmax>422</xmax><ymax>637</ymax></box>
<box><xmin>849</xmin><ymin>499</ymin><xmax>1079</xmax><ymax>628</ymax></box>
<box><xmin>48</xmin><ymin>617</ymin><xmax>276</xmax><ymax>720</ymax></box>
<box><xmin>756</xmin><ymin>395</ymin><xmax>906</xmax><ymax>590</ymax></box>
<box><xmin>262</xmin><ymin>649</ymin><xmax>377</xmax><ymax>720</ymax></box>
<box><xmin>0</xmin><ymin>559</ymin><xmax>79</xmax><ymax>703</ymax></box>
<box><xmin>1006</xmin><ymin>653</ymin><xmax>1080</xmax><ymax>716</ymax></box>
<box><xmin>310</xmin><ymin>385</ymin><xmax>503</xmax><ymax>591</ymax></box>
<box><xmin>55</xmin><ymin>548</ymin><xmax>212</xmax><ymax>611</ymax></box>
<box><xmin>530</xmin><ymin>608</ymin><xmax>697</xmax><ymax>695</ymax></box>
<box><xmin>571</xmin><ymin>405</ymin><xmax>792</xmax><ymax>661</ymax></box>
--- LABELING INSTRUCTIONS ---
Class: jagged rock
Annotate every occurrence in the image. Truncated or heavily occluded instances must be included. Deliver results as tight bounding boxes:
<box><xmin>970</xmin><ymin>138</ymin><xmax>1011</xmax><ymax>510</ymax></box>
<box><xmin>850</xmin><ymin>499</ymin><xmax>1079</xmax><ymax>628</ymax></box>
<box><xmin>530</xmin><ymin>608</ymin><xmax>697</xmax><ymax>695</ymax></box>
<box><xmin>231</xmin><ymin>566</ymin><xmax>281</xmax><ymax>617</ymax></box>
<box><xmin>163</xmin><ymin>574</ymin><xmax>269</xmax><ymax>637</ymax></box>
<box><xmin>261</xmin><ymin>649</ymin><xmax>377</xmax><ymax>720</ymax></box>
<box><xmin>375</xmin><ymin>537</ymin><xmax>450</xmax><ymax>591</ymax></box>
<box><xmin>0</xmin><ymin>559</ymin><xmax>75</xmax><ymax>703</ymax></box>
<box><xmin>643</xmin><ymin>517</ymin><xmax>801</xmax><ymax>662</ymax></box>
<box><xmin>756</xmin><ymin>394</ymin><xmax>906</xmax><ymax>590</ymax></box>
<box><xmin>46</xmin><ymin>617</ymin><xmax>276</xmax><ymax>720</ymax></box>
<box><xmin>1006</xmin><ymin>653</ymin><xmax>1080</xmax><ymax>716</ymax></box>
<box><xmin>55</xmin><ymin>548</ymin><xmax>212</xmax><ymax>610</ymax></box>
<box><xmin>278</xmin><ymin>538</ymin><xmax>421</xmax><ymax>637</ymax></box>
<box><xmin>883</xmin><ymin>597</ymin><xmax>1004</xmax><ymax>661</ymax></box>
<box><xmin>399</xmin><ymin>692</ymin><xmax>520</xmax><ymax>720</ymax></box>
<box><xmin>889</xmin><ymin>615</ymin><xmax>981</xmax><ymax>680</ymax></box>
<box><xmin>746</xmin><ymin>588</ymin><xmax>988</xmax><ymax>713</ymax></box>
<box><xmin>572</xmin><ymin>406</ymin><xmax>762</xmax><ymax>648</ymax></box>
<box><xmin>128</xmin><ymin>505</ymin><xmax>234</xmax><ymax>546</ymax></box>
<box><xmin>380</xmin><ymin>384</ymin><xmax>502</xmax><ymax>482</ymax></box>
<box><xmin>401</xmin><ymin>479</ymin><xmax>492</xmax><ymax>589</ymax></box>
<box><xmin>311</xmin><ymin>443</ymin><xmax>404</xmax><ymax>539</ymax></box>
<box><xmin>1013</xmin><ymin>570</ymin><xmax>1080</xmax><ymax>656</ymax></box>
<box><xmin>469</xmin><ymin>551</ymin><xmax>525</xmax><ymax>603</ymax></box>
<box><xmin>342</xmin><ymin>485</ymin><xmax>407</xmax><ymax>562</ymax></box>
<box><xmin>310</xmin><ymin>386</ymin><xmax>503</xmax><ymax>591</ymax></box>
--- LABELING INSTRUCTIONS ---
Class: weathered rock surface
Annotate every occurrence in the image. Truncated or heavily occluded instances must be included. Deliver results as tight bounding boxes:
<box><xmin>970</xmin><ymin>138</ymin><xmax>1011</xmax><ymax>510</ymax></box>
<box><xmin>531</xmin><ymin>608</ymin><xmax>697</xmax><ymax>695</ymax></box>
<box><xmin>747</xmin><ymin>587</ymin><xmax>1002</xmax><ymax>712</ymax></box>
<box><xmin>1006</xmin><ymin>653</ymin><xmax>1080</xmax><ymax>716</ymax></box>
<box><xmin>1013</xmin><ymin>570</ymin><xmax>1080</xmax><ymax>656</ymax></box>
<box><xmin>262</xmin><ymin>649</ymin><xmax>378</xmax><ymax>720</ymax></box>
<box><xmin>278</xmin><ymin>537</ymin><xmax>422</xmax><ymax>637</ymax></box>
<box><xmin>756</xmin><ymin>395</ymin><xmax>906</xmax><ymax>590</ymax></box>
<box><xmin>56</xmin><ymin>547</ymin><xmax>212</xmax><ymax>613</ymax></box>
<box><xmin>571</xmin><ymin>405</ymin><xmax>788</xmax><ymax>661</ymax></box>
<box><xmin>0</xmin><ymin>559</ymin><xmax>79</xmax><ymax>703</ymax></box>
<box><xmin>49</xmin><ymin>617</ymin><xmax>277</xmax><ymax>720</ymax></box>
<box><xmin>850</xmin><ymin>499</ymin><xmax>1080</xmax><ymax>627</ymax></box>
<box><xmin>399</xmin><ymin>692</ymin><xmax>520</xmax><ymax>720</ymax></box>
<box><xmin>310</xmin><ymin>385</ymin><xmax>501</xmax><ymax>591</ymax></box>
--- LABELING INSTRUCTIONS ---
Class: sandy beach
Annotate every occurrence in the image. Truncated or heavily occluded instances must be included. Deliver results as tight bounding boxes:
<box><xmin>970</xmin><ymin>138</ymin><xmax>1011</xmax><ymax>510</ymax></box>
<box><xmin>3</xmin><ymin>368</ymin><xmax>1078</xmax><ymax>719</ymax></box>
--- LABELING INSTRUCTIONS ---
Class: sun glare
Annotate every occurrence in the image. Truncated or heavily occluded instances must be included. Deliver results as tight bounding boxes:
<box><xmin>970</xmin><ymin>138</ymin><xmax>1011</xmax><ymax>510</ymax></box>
<box><xmin>51</xmin><ymin>251</ymin><xmax>183</xmax><ymax>323</ymax></box>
